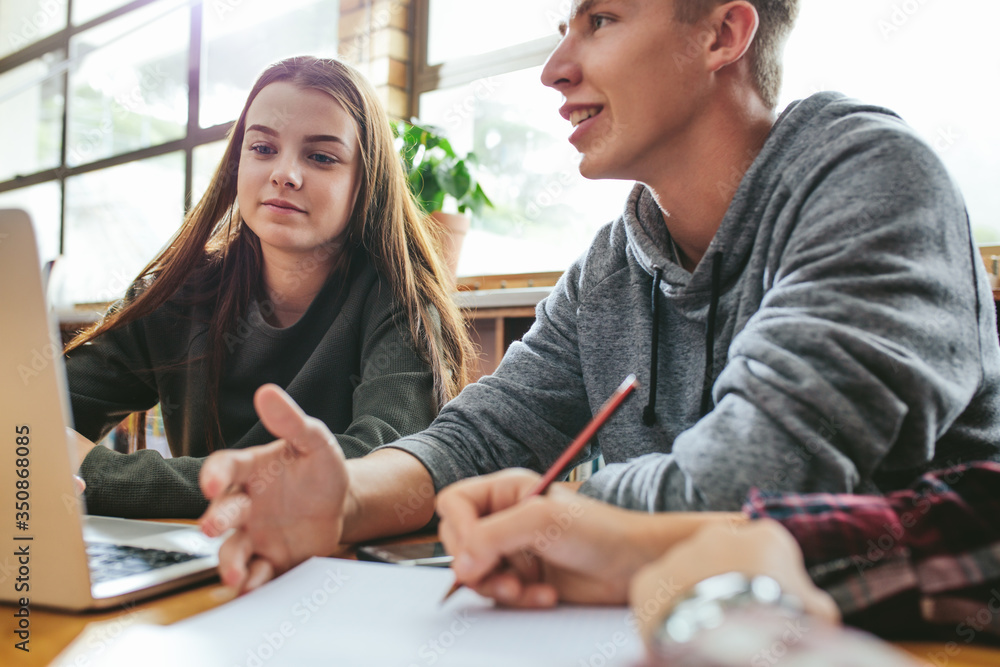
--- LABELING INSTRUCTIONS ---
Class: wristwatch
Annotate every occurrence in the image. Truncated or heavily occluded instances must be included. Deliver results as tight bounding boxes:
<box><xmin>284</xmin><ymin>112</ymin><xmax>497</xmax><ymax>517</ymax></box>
<box><xmin>652</xmin><ymin>572</ymin><xmax>804</xmax><ymax>648</ymax></box>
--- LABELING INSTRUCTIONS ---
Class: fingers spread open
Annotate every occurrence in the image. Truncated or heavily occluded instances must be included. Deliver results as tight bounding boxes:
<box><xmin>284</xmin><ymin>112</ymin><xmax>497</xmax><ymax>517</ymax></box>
<box><xmin>200</xmin><ymin>489</ymin><xmax>252</xmax><ymax>538</ymax></box>
<box><xmin>201</xmin><ymin>447</ymin><xmax>269</xmax><ymax>500</ymax></box>
<box><xmin>217</xmin><ymin>530</ymin><xmax>254</xmax><ymax>591</ymax></box>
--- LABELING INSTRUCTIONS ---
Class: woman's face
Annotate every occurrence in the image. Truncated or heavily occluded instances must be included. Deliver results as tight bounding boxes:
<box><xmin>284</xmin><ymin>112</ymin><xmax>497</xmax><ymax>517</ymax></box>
<box><xmin>236</xmin><ymin>81</ymin><xmax>362</xmax><ymax>266</ymax></box>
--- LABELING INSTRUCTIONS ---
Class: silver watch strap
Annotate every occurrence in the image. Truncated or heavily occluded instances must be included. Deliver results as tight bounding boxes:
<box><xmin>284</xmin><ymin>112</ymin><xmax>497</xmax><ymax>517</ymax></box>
<box><xmin>654</xmin><ymin>572</ymin><xmax>803</xmax><ymax>646</ymax></box>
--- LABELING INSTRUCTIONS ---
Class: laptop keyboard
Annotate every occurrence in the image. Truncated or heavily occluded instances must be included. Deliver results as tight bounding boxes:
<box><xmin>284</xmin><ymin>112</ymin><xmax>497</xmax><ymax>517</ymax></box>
<box><xmin>86</xmin><ymin>542</ymin><xmax>201</xmax><ymax>584</ymax></box>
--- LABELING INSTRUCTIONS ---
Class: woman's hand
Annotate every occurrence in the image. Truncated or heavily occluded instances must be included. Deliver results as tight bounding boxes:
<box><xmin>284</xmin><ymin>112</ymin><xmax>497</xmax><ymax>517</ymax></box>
<box><xmin>66</xmin><ymin>428</ymin><xmax>93</xmax><ymax>494</ymax></box>
<box><xmin>437</xmin><ymin>468</ymin><xmax>734</xmax><ymax>607</ymax></box>
<box><xmin>67</xmin><ymin>427</ymin><xmax>96</xmax><ymax>468</ymax></box>
<box><xmin>199</xmin><ymin>384</ymin><xmax>352</xmax><ymax>594</ymax></box>
<box><xmin>629</xmin><ymin>519</ymin><xmax>841</xmax><ymax>648</ymax></box>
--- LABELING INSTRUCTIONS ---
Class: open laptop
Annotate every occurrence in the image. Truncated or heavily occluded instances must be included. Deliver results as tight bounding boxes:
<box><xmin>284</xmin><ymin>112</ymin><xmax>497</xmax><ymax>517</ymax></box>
<box><xmin>0</xmin><ymin>209</ymin><xmax>223</xmax><ymax>611</ymax></box>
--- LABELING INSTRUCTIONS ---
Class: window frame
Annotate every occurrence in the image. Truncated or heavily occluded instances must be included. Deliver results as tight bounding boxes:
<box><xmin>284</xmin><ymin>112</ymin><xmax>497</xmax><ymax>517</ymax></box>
<box><xmin>409</xmin><ymin>0</ymin><xmax>559</xmax><ymax>118</ymax></box>
<box><xmin>0</xmin><ymin>0</ymin><xmax>233</xmax><ymax>259</ymax></box>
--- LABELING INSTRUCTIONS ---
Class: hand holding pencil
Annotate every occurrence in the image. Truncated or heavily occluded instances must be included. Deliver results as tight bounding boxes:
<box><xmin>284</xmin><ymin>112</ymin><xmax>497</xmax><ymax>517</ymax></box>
<box><xmin>436</xmin><ymin>375</ymin><xmax>644</xmax><ymax>607</ymax></box>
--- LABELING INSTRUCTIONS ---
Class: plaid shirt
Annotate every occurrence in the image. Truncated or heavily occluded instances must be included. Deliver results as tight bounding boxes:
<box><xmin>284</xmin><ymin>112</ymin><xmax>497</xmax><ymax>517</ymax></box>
<box><xmin>743</xmin><ymin>462</ymin><xmax>1000</xmax><ymax>643</ymax></box>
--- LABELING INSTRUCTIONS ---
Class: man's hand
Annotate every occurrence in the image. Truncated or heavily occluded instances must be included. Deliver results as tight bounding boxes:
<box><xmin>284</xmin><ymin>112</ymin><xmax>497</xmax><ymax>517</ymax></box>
<box><xmin>629</xmin><ymin>519</ymin><xmax>841</xmax><ymax>648</ymax></box>
<box><xmin>437</xmin><ymin>469</ymin><xmax>720</xmax><ymax>608</ymax></box>
<box><xmin>199</xmin><ymin>384</ymin><xmax>351</xmax><ymax>594</ymax></box>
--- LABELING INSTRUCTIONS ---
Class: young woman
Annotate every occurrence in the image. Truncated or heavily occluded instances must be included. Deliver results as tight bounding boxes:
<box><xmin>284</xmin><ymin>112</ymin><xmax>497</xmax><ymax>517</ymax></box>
<box><xmin>65</xmin><ymin>56</ymin><xmax>475</xmax><ymax>518</ymax></box>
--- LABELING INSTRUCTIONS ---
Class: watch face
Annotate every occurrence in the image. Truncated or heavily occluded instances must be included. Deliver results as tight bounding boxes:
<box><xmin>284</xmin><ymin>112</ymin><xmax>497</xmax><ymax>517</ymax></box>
<box><xmin>653</xmin><ymin>573</ymin><xmax>798</xmax><ymax>647</ymax></box>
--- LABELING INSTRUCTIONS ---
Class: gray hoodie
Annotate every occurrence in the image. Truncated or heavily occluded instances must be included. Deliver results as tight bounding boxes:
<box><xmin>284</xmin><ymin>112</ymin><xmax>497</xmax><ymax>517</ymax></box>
<box><xmin>386</xmin><ymin>92</ymin><xmax>1000</xmax><ymax>511</ymax></box>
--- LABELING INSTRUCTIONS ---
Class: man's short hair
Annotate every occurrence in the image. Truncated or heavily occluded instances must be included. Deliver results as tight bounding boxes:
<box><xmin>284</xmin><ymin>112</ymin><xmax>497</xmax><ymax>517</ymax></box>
<box><xmin>674</xmin><ymin>0</ymin><xmax>799</xmax><ymax>109</ymax></box>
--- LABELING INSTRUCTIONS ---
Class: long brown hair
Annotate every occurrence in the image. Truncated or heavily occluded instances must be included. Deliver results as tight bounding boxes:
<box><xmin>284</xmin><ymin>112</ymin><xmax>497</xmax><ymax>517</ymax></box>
<box><xmin>66</xmin><ymin>56</ymin><xmax>476</xmax><ymax>451</ymax></box>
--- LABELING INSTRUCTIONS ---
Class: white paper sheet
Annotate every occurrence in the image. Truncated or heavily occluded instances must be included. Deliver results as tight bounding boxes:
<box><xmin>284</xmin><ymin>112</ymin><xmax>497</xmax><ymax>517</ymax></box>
<box><xmin>81</xmin><ymin>557</ymin><xmax>646</xmax><ymax>666</ymax></box>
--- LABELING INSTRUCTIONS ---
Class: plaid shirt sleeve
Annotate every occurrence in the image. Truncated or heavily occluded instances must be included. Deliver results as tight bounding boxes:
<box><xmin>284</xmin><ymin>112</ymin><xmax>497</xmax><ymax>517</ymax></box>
<box><xmin>742</xmin><ymin>462</ymin><xmax>1000</xmax><ymax>641</ymax></box>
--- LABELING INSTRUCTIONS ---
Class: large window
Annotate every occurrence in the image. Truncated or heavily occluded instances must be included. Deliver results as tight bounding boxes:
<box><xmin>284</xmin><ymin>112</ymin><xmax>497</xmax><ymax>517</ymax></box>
<box><xmin>415</xmin><ymin>0</ymin><xmax>633</xmax><ymax>278</ymax></box>
<box><xmin>0</xmin><ymin>0</ymin><xmax>339</xmax><ymax>306</ymax></box>
<box><xmin>779</xmin><ymin>0</ymin><xmax>1000</xmax><ymax>244</ymax></box>
<box><xmin>415</xmin><ymin>0</ymin><xmax>1000</xmax><ymax>277</ymax></box>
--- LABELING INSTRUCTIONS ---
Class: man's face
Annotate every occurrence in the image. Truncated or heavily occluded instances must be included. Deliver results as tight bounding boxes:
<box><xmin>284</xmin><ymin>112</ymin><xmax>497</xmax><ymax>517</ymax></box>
<box><xmin>542</xmin><ymin>0</ymin><xmax>710</xmax><ymax>182</ymax></box>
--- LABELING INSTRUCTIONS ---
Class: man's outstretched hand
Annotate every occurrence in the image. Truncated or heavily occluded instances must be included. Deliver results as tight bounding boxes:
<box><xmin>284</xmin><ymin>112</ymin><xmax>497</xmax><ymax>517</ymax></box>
<box><xmin>199</xmin><ymin>384</ymin><xmax>351</xmax><ymax>594</ymax></box>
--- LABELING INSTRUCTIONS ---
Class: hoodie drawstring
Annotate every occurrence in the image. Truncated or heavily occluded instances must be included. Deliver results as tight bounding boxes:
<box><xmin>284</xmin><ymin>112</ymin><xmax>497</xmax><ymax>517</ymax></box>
<box><xmin>642</xmin><ymin>266</ymin><xmax>663</xmax><ymax>426</ymax></box>
<box><xmin>699</xmin><ymin>251</ymin><xmax>724</xmax><ymax>417</ymax></box>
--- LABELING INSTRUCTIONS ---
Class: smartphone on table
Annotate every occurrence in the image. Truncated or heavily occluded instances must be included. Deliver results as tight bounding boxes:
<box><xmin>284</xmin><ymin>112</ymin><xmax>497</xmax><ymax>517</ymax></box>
<box><xmin>356</xmin><ymin>541</ymin><xmax>453</xmax><ymax>567</ymax></box>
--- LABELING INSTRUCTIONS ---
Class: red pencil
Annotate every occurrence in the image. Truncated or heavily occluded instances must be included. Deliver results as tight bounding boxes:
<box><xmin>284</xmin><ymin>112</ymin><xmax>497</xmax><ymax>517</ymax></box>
<box><xmin>441</xmin><ymin>374</ymin><xmax>640</xmax><ymax>603</ymax></box>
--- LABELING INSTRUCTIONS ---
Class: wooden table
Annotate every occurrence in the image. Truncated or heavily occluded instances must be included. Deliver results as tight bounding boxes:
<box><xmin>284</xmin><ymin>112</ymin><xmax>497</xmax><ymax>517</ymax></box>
<box><xmin>0</xmin><ymin>529</ymin><xmax>425</xmax><ymax>666</ymax></box>
<box><xmin>3</xmin><ymin>529</ymin><xmax>1000</xmax><ymax>667</ymax></box>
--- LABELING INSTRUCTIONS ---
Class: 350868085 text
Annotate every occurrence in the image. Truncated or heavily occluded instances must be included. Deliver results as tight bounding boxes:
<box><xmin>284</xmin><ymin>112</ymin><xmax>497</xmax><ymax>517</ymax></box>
<box><xmin>13</xmin><ymin>424</ymin><xmax>32</xmax><ymax>652</ymax></box>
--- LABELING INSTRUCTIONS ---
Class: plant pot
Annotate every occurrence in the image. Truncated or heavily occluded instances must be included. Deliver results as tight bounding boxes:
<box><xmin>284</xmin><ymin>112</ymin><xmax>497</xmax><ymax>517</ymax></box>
<box><xmin>430</xmin><ymin>211</ymin><xmax>470</xmax><ymax>281</ymax></box>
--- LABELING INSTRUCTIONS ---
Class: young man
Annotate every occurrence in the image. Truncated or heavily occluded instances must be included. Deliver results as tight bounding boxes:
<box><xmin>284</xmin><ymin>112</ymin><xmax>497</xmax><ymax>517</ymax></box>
<box><xmin>197</xmin><ymin>0</ymin><xmax>1000</xmax><ymax>592</ymax></box>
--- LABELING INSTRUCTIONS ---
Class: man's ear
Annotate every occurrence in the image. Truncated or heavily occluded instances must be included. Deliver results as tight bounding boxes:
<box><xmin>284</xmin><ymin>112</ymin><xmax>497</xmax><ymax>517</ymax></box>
<box><xmin>705</xmin><ymin>1</ymin><xmax>759</xmax><ymax>73</ymax></box>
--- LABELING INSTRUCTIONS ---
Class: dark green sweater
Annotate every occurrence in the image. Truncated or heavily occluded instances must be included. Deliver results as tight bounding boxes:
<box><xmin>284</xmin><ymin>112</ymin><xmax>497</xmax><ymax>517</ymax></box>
<box><xmin>68</xmin><ymin>256</ymin><xmax>436</xmax><ymax>518</ymax></box>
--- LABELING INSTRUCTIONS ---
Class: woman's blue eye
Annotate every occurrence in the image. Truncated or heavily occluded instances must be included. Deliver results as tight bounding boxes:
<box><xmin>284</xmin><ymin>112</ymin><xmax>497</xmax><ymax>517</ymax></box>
<box><xmin>250</xmin><ymin>144</ymin><xmax>275</xmax><ymax>155</ymax></box>
<box><xmin>311</xmin><ymin>153</ymin><xmax>336</xmax><ymax>164</ymax></box>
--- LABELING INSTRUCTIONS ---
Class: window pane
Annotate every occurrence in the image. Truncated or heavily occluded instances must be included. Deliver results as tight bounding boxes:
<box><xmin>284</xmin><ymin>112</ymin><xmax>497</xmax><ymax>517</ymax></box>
<box><xmin>779</xmin><ymin>0</ymin><xmax>1000</xmax><ymax>243</ymax></box>
<box><xmin>0</xmin><ymin>52</ymin><xmax>64</xmax><ymax>182</ymax></box>
<box><xmin>66</xmin><ymin>0</ymin><xmax>189</xmax><ymax>167</ymax></box>
<box><xmin>192</xmin><ymin>139</ymin><xmax>227</xmax><ymax>204</ymax></box>
<box><xmin>428</xmin><ymin>0</ymin><xmax>563</xmax><ymax>64</ymax></box>
<box><xmin>0</xmin><ymin>181</ymin><xmax>62</xmax><ymax>265</ymax></box>
<box><xmin>419</xmin><ymin>67</ymin><xmax>632</xmax><ymax>277</ymax></box>
<box><xmin>57</xmin><ymin>152</ymin><xmax>185</xmax><ymax>306</ymax></box>
<box><xmin>72</xmin><ymin>0</ymin><xmax>132</xmax><ymax>26</ymax></box>
<box><xmin>200</xmin><ymin>0</ymin><xmax>339</xmax><ymax>128</ymax></box>
<box><xmin>0</xmin><ymin>0</ymin><xmax>68</xmax><ymax>59</ymax></box>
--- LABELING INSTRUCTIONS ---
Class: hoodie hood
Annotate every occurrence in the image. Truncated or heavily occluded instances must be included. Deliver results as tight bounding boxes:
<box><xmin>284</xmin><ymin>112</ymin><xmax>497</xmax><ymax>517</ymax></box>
<box><xmin>624</xmin><ymin>92</ymin><xmax>905</xmax><ymax>423</ymax></box>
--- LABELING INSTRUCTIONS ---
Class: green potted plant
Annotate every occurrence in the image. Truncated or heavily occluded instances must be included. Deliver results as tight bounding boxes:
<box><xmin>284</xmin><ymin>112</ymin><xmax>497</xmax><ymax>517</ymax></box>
<box><xmin>393</xmin><ymin>119</ymin><xmax>493</xmax><ymax>278</ymax></box>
